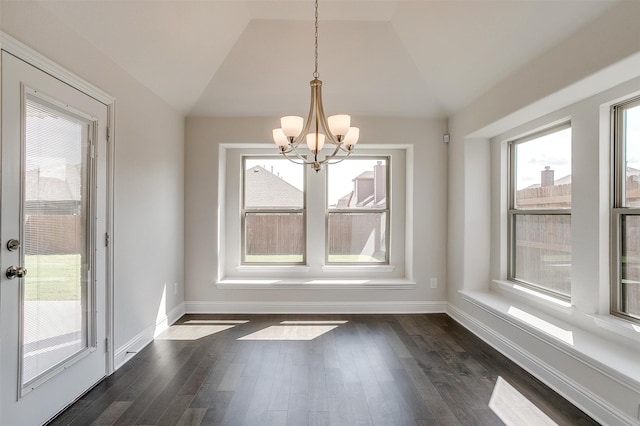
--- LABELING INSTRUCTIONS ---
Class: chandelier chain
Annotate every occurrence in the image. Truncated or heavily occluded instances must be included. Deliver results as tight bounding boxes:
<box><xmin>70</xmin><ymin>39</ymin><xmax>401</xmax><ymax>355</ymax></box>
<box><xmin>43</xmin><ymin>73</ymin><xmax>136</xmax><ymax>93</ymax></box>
<box><xmin>313</xmin><ymin>0</ymin><xmax>319</xmax><ymax>79</ymax></box>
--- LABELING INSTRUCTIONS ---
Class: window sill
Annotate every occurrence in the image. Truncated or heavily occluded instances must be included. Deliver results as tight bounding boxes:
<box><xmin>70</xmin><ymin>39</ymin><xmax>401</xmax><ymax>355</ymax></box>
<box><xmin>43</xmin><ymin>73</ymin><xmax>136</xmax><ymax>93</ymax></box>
<box><xmin>322</xmin><ymin>264</ymin><xmax>395</xmax><ymax>273</ymax></box>
<box><xmin>459</xmin><ymin>289</ymin><xmax>640</xmax><ymax>390</ymax></box>
<box><xmin>236</xmin><ymin>265</ymin><xmax>311</xmax><ymax>273</ymax></box>
<box><xmin>491</xmin><ymin>280</ymin><xmax>574</xmax><ymax>315</ymax></box>
<box><xmin>215</xmin><ymin>278</ymin><xmax>415</xmax><ymax>290</ymax></box>
<box><xmin>587</xmin><ymin>314</ymin><xmax>640</xmax><ymax>341</ymax></box>
<box><xmin>235</xmin><ymin>264</ymin><xmax>395</xmax><ymax>274</ymax></box>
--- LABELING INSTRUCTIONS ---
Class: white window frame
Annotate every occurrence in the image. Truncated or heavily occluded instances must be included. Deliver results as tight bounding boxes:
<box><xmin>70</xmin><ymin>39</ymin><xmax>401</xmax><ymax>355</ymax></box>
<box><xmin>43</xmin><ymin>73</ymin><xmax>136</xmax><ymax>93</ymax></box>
<box><xmin>241</xmin><ymin>156</ymin><xmax>306</xmax><ymax>265</ymax></box>
<box><xmin>217</xmin><ymin>144</ymin><xmax>412</xmax><ymax>288</ymax></box>
<box><xmin>507</xmin><ymin>123</ymin><xmax>572</xmax><ymax>301</ymax></box>
<box><xmin>325</xmin><ymin>156</ymin><xmax>390</xmax><ymax>265</ymax></box>
<box><xmin>611</xmin><ymin>97</ymin><xmax>640</xmax><ymax>322</ymax></box>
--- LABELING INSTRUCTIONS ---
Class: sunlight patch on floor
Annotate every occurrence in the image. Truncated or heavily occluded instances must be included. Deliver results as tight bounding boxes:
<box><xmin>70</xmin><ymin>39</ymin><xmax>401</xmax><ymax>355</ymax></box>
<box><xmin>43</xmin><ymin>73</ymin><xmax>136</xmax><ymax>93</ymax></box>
<box><xmin>489</xmin><ymin>376</ymin><xmax>558</xmax><ymax>426</ymax></box>
<box><xmin>238</xmin><ymin>325</ymin><xmax>339</xmax><ymax>340</ymax></box>
<box><xmin>183</xmin><ymin>320</ymin><xmax>249</xmax><ymax>325</ymax></box>
<box><xmin>155</xmin><ymin>325</ymin><xmax>235</xmax><ymax>341</ymax></box>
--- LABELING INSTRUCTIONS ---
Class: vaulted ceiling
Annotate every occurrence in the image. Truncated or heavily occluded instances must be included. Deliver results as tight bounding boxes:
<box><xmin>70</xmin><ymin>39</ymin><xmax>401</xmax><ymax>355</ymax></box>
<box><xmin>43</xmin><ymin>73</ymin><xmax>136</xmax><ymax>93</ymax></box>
<box><xmin>35</xmin><ymin>0</ymin><xmax>617</xmax><ymax>118</ymax></box>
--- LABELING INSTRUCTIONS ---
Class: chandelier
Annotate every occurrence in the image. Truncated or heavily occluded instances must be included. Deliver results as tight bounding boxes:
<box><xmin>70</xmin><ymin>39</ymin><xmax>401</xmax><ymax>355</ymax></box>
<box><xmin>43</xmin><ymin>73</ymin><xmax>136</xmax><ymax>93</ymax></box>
<box><xmin>272</xmin><ymin>0</ymin><xmax>359</xmax><ymax>172</ymax></box>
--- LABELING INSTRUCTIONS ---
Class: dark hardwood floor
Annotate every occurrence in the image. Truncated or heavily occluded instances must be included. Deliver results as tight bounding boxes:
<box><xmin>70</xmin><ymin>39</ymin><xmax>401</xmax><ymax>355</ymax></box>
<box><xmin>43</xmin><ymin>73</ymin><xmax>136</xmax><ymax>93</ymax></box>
<box><xmin>49</xmin><ymin>314</ymin><xmax>599</xmax><ymax>425</ymax></box>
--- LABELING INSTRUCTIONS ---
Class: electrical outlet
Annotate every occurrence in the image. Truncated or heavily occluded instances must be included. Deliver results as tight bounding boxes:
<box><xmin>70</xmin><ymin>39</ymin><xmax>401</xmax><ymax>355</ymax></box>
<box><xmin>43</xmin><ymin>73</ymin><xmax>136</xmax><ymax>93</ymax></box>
<box><xmin>173</xmin><ymin>282</ymin><xmax>178</xmax><ymax>295</ymax></box>
<box><xmin>430</xmin><ymin>278</ymin><xmax>437</xmax><ymax>289</ymax></box>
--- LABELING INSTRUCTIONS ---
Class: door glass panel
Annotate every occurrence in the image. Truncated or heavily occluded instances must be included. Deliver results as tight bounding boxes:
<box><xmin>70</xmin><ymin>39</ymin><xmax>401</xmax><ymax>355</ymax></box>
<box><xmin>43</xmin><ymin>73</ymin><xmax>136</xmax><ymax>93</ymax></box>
<box><xmin>22</xmin><ymin>95</ymin><xmax>90</xmax><ymax>387</ymax></box>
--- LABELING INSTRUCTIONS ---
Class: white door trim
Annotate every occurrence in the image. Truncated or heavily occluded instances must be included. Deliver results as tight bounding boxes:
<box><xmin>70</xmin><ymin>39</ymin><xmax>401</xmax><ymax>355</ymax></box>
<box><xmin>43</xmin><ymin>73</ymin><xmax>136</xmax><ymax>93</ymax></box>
<box><xmin>1</xmin><ymin>31</ymin><xmax>116</xmax><ymax>375</ymax></box>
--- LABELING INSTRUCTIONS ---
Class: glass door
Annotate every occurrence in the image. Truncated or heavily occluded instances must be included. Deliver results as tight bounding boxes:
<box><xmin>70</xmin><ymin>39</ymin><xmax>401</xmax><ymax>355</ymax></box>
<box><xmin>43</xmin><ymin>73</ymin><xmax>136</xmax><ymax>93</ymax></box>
<box><xmin>1</xmin><ymin>51</ymin><xmax>108</xmax><ymax>426</ymax></box>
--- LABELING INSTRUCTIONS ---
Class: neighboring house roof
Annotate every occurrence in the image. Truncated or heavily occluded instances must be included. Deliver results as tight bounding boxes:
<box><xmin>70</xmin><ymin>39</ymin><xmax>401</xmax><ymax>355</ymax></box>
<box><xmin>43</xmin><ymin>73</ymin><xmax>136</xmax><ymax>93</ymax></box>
<box><xmin>526</xmin><ymin>173</ymin><xmax>571</xmax><ymax>189</ymax></box>
<box><xmin>354</xmin><ymin>171</ymin><xmax>374</xmax><ymax>180</ymax></box>
<box><xmin>25</xmin><ymin>165</ymin><xmax>81</xmax><ymax>202</ymax></box>
<box><xmin>244</xmin><ymin>165</ymin><xmax>302</xmax><ymax>207</ymax></box>
<box><xmin>334</xmin><ymin>167</ymin><xmax>386</xmax><ymax>208</ymax></box>
<box><xmin>553</xmin><ymin>174</ymin><xmax>571</xmax><ymax>186</ymax></box>
<box><xmin>335</xmin><ymin>192</ymin><xmax>353</xmax><ymax>208</ymax></box>
<box><xmin>527</xmin><ymin>166</ymin><xmax>640</xmax><ymax>189</ymax></box>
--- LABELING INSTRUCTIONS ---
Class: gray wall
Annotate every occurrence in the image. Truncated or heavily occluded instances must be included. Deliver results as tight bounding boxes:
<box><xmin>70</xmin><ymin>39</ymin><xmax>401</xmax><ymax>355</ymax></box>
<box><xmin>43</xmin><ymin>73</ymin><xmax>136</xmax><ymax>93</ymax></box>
<box><xmin>447</xmin><ymin>2</ymin><xmax>640</xmax><ymax>424</ymax></box>
<box><xmin>185</xmin><ymin>116</ymin><xmax>448</xmax><ymax>308</ymax></box>
<box><xmin>1</xmin><ymin>1</ymin><xmax>185</xmax><ymax>351</ymax></box>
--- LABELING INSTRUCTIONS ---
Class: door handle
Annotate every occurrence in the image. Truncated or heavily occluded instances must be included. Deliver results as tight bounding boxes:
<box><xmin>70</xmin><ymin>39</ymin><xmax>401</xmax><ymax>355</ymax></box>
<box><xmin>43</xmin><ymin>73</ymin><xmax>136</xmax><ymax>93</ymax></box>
<box><xmin>6</xmin><ymin>266</ymin><xmax>27</xmax><ymax>279</ymax></box>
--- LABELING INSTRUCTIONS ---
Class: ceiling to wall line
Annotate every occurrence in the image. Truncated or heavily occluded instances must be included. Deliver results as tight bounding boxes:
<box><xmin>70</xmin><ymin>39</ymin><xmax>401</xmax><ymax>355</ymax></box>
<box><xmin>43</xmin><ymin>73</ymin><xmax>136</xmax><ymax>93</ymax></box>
<box><xmin>35</xmin><ymin>0</ymin><xmax>617</xmax><ymax>118</ymax></box>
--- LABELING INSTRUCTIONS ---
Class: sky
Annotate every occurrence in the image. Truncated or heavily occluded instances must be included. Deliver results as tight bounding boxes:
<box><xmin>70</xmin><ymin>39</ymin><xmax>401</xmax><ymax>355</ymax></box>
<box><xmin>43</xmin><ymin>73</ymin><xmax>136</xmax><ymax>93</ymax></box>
<box><xmin>26</xmin><ymin>100</ymin><xmax>84</xmax><ymax>178</ymax></box>
<box><xmin>626</xmin><ymin>105</ymin><xmax>640</xmax><ymax>170</ymax></box>
<box><xmin>515</xmin><ymin>127</ymin><xmax>571</xmax><ymax>191</ymax></box>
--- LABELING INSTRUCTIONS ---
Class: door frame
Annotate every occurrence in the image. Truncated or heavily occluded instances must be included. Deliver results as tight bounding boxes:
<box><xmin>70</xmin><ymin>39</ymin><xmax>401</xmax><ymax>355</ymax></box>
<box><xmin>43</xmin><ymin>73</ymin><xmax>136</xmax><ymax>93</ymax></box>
<box><xmin>1</xmin><ymin>32</ymin><xmax>116</xmax><ymax>377</ymax></box>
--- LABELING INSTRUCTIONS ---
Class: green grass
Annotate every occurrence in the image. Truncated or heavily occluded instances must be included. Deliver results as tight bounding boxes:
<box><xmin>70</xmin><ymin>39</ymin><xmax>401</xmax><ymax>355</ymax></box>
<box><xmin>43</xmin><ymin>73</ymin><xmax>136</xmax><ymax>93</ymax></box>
<box><xmin>245</xmin><ymin>254</ymin><xmax>304</xmax><ymax>263</ymax></box>
<box><xmin>24</xmin><ymin>254</ymin><xmax>82</xmax><ymax>301</ymax></box>
<box><xmin>541</xmin><ymin>254</ymin><xmax>572</xmax><ymax>262</ymax></box>
<box><xmin>244</xmin><ymin>254</ymin><xmax>382</xmax><ymax>263</ymax></box>
<box><xmin>327</xmin><ymin>254</ymin><xmax>382</xmax><ymax>263</ymax></box>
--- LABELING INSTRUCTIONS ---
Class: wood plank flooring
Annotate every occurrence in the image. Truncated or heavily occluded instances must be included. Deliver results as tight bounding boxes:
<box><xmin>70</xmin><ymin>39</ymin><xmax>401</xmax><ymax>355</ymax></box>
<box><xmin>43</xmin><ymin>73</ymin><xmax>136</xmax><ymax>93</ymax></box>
<box><xmin>49</xmin><ymin>314</ymin><xmax>599</xmax><ymax>425</ymax></box>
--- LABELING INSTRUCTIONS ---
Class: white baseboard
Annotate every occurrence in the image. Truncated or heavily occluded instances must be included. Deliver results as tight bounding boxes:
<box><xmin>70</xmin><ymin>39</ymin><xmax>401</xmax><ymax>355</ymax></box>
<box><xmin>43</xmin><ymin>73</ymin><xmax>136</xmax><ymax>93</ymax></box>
<box><xmin>185</xmin><ymin>300</ymin><xmax>447</xmax><ymax>314</ymax></box>
<box><xmin>113</xmin><ymin>302</ymin><xmax>185</xmax><ymax>371</ymax></box>
<box><xmin>447</xmin><ymin>302</ymin><xmax>639</xmax><ymax>426</ymax></box>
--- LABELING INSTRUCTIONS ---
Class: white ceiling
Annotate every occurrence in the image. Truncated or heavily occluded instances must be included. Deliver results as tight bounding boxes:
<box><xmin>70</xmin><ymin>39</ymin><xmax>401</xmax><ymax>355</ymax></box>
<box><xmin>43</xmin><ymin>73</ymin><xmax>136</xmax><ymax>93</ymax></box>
<box><xmin>37</xmin><ymin>0</ymin><xmax>617</xmax><ymax>118</ymax></box>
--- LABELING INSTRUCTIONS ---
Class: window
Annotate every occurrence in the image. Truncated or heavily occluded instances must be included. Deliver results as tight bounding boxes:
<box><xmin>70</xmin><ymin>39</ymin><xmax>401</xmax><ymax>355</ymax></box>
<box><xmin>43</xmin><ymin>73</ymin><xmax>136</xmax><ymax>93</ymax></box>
<box><xmin>222</xmin><ymin>146</ymin><xmax>408</xmax><ymax>283</ymax></box>
<box><xmin>242</xmin><ymin>156</ymin><xmax>391</xmax><ymax>265</ymax></box>
<box><xmin>612</xmin><ymin>98</ymin><xmax>640</xmax><ymax>321</ymax></box>
<box><xmin>508</xmin><ymin>124</ymin><xmax>572</xmax><ymax>299</ymax></box>
<box><xmin>242</xmin><ymin>157</ymin><xmax>305</xmax><ymax>264</ymax></box>
<box><xmin>326</xmin><ymin>158</ymin><xmax>389</xmax><ymax>264</ymax></box>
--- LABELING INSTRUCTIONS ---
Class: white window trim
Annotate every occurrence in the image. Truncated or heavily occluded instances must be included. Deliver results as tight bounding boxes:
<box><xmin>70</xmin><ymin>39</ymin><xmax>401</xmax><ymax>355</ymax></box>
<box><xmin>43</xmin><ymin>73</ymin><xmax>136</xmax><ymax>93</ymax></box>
<box><xmin>326</xmin><ymin>156</ymin><xmax>390</xmax><ymax>265</ymax></box>
<box><xmin>611</xmin><ymin>97</ymin><xmax>640</xmax><ymax>322</ymax></box>
<box><xmin>507</xmin><ymin>123</ymin><xmax>572</xmax><ymax>302</ymax></box>
<box><xmin>217</xmin><ymin>143</ymin><xmax>414</xmax><ymax>288</ymax></box>
<box><xmin>241</xmin><ymin>156</ymin><xmax>306</xmax><ymax>265</ymax></box>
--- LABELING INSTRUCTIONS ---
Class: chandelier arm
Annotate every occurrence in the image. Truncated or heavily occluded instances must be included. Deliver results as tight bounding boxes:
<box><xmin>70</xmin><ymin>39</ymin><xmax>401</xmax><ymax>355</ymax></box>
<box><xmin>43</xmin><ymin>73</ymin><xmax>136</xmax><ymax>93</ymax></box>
<box><xmin>324</xmin><ymin>148</ymin><xmax>353</xmax><ymax>165</ymax></box>
<box><xmin>315</xmin><ymin>82</ymin><xmax>340</xmax><ymax>145</ymax></box>
<box><xmin>323</xmin><ymin>143</ymin><xmax>343</xmax><ymax>162</ymax></box>
<box><xmin>291</xmin><ymin>80</ymin><xmax>318</xmax><ymax>147</ymax></box>
<box><xmin>280</xmin><ymin>151</ymin><xmax>309</xmax><ymax>166</ymax></box>
<box><xmin>279</xmin><ymin>144</ymin><xmax>296</xmax><ymax>155</ymax></box>
<box><xmin>285</xmin><ymin>145</ymin><xmax>311</xmax><ymax>163</ymax></box>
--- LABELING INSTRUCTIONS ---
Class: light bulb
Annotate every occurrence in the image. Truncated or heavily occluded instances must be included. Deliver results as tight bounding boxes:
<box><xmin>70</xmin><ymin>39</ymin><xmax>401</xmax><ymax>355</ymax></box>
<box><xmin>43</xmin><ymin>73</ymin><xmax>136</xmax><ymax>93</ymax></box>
<box><xmin>272</xmin><ymin>128</ymin><xmax>289</xmax><ymax>147</ymax></box>
<box><xmin>343</xmin><ymin>127</ymin><xmax>360</xmax><ymax>147</ymax></box>
<box><xmin>281</xmin><ymin>116</ymin><xmax>304</xmax><ymax>138</ymax></box>
<box><xmin>306</xmin><ymin>133</ymin><xmax>325</xmax><ymax>152</ymax></box>
<box><xmin>328</xmin><ymin>114</ymin><xmax>351</xmax><ymax>137</ymax></box>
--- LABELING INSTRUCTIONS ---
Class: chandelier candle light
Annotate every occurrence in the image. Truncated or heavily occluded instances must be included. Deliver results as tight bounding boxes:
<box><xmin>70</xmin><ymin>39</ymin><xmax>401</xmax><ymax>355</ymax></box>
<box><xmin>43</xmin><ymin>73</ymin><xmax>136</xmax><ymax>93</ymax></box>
<box><xmin>272</xmin><ymin>0</ymin><xmax>359</xmax><ymax>172</ymax></box>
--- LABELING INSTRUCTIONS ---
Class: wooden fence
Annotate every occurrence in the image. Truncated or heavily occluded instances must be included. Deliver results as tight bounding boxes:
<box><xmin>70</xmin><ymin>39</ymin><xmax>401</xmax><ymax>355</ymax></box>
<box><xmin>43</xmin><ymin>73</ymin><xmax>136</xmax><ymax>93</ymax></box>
<box><xmin>327</xmin><ymin>213</ymin><xmax>384</xmax><ymax>257</ymax></box>
<box><xmin>514</xmin><ymin>214</ymin><xmax>571</xmax><ymax>296</ymax></box>
<box><xmin>24</xmin><ymin>215</ymin><xmax>82</xmax><ymax>255</ymax></box>
<box><xmin>245</xmin><ymin>214</ymin><xmax>303</xmax><ymax>255</ymax></box>
<box><xmin>245</xmin><ymin>212</ymin><xmax>384</xmax><ymax>258</ymax></box>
